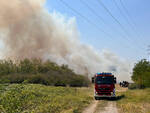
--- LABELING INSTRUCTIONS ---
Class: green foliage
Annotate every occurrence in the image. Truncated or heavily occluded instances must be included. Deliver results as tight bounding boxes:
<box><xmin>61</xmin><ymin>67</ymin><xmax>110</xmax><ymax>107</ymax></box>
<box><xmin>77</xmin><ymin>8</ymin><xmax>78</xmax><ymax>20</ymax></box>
<box><xmin>0</xmin><ymin>60</ymin><xmax>17</xmax><ymax>75</ymax></box>
<box><xmin>0</xmin><ymin>58</ymin><xmax>90</xmax><ymax>87</ymax></box>
<box><xmin>132</xmin><ymin>59</ymin><xmax>150</xmax><ymax>88</ymax></box>
<box><xmin>128</xmin><ymin>83</ymin><xmax>139</xmax><ymax>90</ymax></box>
<box><xmin>69</xmin><ymin>75</ymin><xmax>90</xmax><ymax>87</ymax></box>
<box><xmin>0</xmin><ymin>84</ymin><xmax>93</xmax><ymax>113</ymax></box>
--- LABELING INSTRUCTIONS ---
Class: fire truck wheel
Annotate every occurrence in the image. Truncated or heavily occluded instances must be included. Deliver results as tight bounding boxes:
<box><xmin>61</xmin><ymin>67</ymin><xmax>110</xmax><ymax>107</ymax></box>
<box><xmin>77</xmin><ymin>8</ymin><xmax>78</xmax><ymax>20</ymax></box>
<box><xmin>95</xmin><ymin>97</ymin><xmax>99</xmax><ymax>100</ymax></box>
<box><xmin>110</xmin><ymin>97</ymin><xmax>116</xmax><ymax>100</ymax></box>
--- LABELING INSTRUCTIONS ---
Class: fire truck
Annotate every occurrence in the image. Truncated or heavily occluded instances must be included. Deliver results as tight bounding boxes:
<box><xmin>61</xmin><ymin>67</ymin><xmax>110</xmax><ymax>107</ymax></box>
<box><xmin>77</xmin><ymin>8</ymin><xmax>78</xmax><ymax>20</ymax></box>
<box><xmin>92</xmin><ymin>72</ymin><xmax>116</xmax><ymax>100</ymax></box>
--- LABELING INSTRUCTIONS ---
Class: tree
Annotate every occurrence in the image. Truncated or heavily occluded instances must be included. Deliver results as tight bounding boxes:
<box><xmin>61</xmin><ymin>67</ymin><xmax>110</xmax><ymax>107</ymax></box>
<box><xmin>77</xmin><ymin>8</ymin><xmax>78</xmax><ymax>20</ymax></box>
<box><xmin>132</xmin><ymin>59</ymin><xmax>150</xmax><ymax>88</ymax></box>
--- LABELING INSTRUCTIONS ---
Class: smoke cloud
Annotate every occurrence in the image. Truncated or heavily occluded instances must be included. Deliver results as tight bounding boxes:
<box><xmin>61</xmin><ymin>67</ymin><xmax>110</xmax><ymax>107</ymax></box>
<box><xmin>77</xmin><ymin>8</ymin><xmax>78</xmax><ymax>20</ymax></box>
<box><xmin>0</xmin><ymin>0</ymin><xmax>132</xmax><ymax>81</ymax></box>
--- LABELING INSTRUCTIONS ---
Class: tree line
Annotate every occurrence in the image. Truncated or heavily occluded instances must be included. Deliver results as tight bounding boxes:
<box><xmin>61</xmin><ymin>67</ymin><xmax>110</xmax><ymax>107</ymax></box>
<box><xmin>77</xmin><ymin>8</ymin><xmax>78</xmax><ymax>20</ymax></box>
<box><xmin>132</xmin><ymin>59</ymin><xmax>150</xmax><ymax>88</ymax></box>
<box><xmin>0</xmin><ymin>58</ymin><xmax>90</xmax><ymax>87</ymax></box>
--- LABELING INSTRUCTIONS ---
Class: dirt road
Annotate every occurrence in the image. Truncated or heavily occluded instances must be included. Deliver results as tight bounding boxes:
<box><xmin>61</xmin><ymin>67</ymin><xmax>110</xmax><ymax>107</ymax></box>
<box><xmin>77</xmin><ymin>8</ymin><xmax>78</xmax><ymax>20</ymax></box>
<box><xmin>82</xmin><ymin>85</ymin><xmax>126</xmax><ymax>113</ymax></box>
<box><xmin>100</xmin><ymin>101</ymin><xmax>118</xmax><ymax>113</ymax></box>
<box><xmin>82</xmin><ymin>101</ymin><xmax>98</xmax><ymax>113</ymax></box>
<box><xmin>82</xmin><ymin>100</ymin><xmax>118</xmax><ymax>113</ymax></box>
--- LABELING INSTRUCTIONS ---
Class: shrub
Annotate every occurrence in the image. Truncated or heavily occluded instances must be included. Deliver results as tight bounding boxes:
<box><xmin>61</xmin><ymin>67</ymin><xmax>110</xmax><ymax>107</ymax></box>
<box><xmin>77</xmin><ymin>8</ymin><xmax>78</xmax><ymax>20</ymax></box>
<box><xmin>0</xmin><ymin>58</ymin><xmax>90</xmax><ymax>87</ymax></box>
<box><xmin>128</xmin><ymin>83</ymin><xmax>145</xmax><ymax>90</ymax></box>
<box><xmin>0</xmin><ymin>78</ymin><xmax>10</xmax><ymax>84</ymax></box>
<box><xmin>128</xmin><ymin>83</ymin><xmax>139</xmax><ymax>90</ymax></box>
<box><xmin>69</xmin><ymin>75</ymin><xmax>90</xmax><ymax>87</ymax></box>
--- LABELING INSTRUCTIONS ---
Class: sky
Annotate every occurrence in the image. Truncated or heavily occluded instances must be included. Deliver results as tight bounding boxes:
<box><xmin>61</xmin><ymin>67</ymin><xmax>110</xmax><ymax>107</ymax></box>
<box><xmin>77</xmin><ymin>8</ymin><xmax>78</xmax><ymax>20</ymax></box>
<box><xmin>44</xmin><ymin>0</ymin><xmax>150</xmax><ymax>62</ymax></box>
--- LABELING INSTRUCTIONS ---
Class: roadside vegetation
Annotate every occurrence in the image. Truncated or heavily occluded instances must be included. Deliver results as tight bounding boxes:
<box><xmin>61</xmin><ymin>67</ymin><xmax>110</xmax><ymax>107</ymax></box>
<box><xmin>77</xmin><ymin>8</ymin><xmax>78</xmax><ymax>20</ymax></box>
<box><xmin>117</xmin><ymin>59</ymin><xmax>150</xmax><ymax>113</ymax></box>
<box><xmin>131</xmin><ymin>59</ymin><xmax>150</xmax><ymax>88</ymax></box>
<box><xmin>117</xmin><ymin>88</ymin><xmax>150</xmax><ymax>113</ymax></box>
<box><xmin>0</xmin><ymin>58</ymin><xmax>92</xmax><ymax>113</ymax></box>
<box><xmin>0</xmin><ymin>84</ymin><xmax>93</xmax><ymax>113</ymax></box>
<box><xmin>0</xmin><ymin>58</ymin><xmax>90</xmax><ymax>87</ymax></box>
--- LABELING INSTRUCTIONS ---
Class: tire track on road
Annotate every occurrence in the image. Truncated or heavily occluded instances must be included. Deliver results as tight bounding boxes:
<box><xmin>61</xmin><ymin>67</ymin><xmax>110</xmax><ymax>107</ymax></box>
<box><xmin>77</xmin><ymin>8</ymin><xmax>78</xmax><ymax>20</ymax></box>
<box><xmin>82</xmin><ymin>100</ymin><xmax>98</xmax><ymax>113</ymax></box>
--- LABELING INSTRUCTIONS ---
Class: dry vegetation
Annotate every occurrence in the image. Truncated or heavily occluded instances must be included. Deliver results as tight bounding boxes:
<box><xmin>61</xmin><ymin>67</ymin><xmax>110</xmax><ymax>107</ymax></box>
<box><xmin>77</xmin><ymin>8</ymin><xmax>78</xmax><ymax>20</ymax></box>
<box><xmin>117</xmin><ymin>88</ymin><xmax>150</xmax><ymax>113</ymax></box>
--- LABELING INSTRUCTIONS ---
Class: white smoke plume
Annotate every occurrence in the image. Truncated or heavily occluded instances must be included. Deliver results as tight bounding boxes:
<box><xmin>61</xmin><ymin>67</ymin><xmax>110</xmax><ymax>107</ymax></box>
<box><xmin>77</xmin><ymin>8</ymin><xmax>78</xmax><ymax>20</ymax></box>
<box><xmin>0</xmin><ymin>0</ymin><xmax>132</xmax><ymax>81</ymax></box>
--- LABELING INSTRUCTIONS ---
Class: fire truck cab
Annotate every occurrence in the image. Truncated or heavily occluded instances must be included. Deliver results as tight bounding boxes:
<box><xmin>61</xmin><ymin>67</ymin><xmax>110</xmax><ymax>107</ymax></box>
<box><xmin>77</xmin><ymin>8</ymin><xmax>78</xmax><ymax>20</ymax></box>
<box><xmin>92</xmin><ymin>72</ymin><xmax>116</xmax><ymax>100</ymax></box>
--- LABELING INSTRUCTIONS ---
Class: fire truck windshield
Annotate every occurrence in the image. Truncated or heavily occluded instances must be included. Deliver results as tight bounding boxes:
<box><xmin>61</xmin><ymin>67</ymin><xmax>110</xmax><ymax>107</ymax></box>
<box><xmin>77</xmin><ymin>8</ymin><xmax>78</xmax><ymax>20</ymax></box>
<box><xmin>95</xmin><ymin>76</ymin><xmax>114</xmax><ymax>84</ymax></box>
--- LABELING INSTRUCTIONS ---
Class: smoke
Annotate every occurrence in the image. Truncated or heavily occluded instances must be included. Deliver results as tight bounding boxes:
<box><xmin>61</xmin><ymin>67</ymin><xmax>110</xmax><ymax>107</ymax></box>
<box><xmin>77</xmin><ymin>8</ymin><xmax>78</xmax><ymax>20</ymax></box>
<box><xmin>0</xmin><ymin>0</ymin><xmax>132</xmax><ymax>81</ymax></box>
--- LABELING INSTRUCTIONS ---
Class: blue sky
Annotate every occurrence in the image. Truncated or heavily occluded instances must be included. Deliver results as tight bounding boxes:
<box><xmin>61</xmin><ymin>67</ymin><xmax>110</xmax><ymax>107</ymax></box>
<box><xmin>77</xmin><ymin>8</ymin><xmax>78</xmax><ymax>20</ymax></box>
<box><xmin>44</xmin><ymin>0</ymin><xmax>150</xmax><ymax>62</ymax></box>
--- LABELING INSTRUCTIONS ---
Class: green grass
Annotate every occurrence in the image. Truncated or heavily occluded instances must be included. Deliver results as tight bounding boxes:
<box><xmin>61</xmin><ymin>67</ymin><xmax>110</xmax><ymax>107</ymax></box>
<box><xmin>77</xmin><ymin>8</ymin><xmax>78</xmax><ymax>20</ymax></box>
<box><xmin>0</xmin><ymin>84</ymin><xmax>93</xmax><ymax>113</ymax></box>
<box><xmin>117</xmin><ymin>88</ymin><xmax>150</xmax><ymax>113</ymax></box>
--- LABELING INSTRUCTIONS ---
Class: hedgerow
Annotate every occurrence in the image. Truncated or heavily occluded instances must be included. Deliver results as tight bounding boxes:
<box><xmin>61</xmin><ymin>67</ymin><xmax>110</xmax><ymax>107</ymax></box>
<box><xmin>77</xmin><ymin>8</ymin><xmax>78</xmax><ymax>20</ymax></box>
<box><xmin>0</xmin><ymin>58</ymin><xmax>90</xmax><ymax>87</ymax></box>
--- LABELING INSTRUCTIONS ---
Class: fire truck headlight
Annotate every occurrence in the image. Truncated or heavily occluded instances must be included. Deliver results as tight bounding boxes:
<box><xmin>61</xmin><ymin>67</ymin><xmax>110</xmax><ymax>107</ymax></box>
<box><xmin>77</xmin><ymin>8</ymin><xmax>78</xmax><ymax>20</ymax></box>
<box><xmin>111</xmin><ymin>92</ymin><xmax>113</xmax><ymax>95</ymax></box>
<box><xmin>95</xmin><ymin>91</ymin><xmax>98</xmax><ymax>95</ymax></box>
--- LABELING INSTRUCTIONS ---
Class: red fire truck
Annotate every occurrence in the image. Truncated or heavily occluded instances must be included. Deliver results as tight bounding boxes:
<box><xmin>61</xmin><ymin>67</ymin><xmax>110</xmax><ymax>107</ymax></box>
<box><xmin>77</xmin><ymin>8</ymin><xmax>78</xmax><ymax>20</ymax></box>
<box><xmin>92</xmin><ymin>72</ymin><xmax>116</xmax><ymax>100</ymax></box>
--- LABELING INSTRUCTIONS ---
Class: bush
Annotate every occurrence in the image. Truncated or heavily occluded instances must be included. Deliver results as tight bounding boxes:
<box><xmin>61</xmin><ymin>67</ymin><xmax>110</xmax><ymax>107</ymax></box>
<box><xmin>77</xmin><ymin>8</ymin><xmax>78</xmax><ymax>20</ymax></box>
<box><xmin>27</xmin><ymin>74</ymin><xmax>49</xmax><ymax>85</ymax></box>
<box><xmin>0</xmin><ymin>58</ymin><xmax>90</xmax><ymax>87</ymax></box>
<box><xmin>128</xmin><ymin>83</ymin><xmax>139</xmax><ymax>90</ymax></box>
<box><xmin>128</xmin><ymin>83</ymin><xmax>145</xmax><ymax>90</ymax></box>
<box><xmin>69</xmin><ymin>75</ymin><xmax>90</xmax><ymax>87</ymax></box>
<box><xmin>0</xmin><ymin>78</ymin><xmax>10</xmax><ymax>84</ymax></box>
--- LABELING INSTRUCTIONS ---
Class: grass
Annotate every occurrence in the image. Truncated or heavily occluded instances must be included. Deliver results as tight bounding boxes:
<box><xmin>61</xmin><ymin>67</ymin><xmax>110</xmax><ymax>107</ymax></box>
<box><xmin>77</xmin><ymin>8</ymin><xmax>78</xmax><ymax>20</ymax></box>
<box><xmin>117</xmin><ymin>88</ymin><xmax>150</xmax><ymax>113</ymax></box>
<box><xmin>0</xmin><ymin>84</ymin><xmax>93</xmax><ymax>113</ymax></box>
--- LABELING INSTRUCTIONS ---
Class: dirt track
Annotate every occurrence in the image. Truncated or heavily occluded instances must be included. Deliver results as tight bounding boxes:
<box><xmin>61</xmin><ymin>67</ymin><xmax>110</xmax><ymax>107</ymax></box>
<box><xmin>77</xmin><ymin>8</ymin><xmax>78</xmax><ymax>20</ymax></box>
<box><xmin>82</xmin><ymin>100</ymin><xmax>118</xmax><ymax>113</ymax></box>
<box><xmin>82</xmin><ymin>85</ymin><xmax>127</xmax><ymax>113</ymax></box>
<box><xmin>100</xmin><ymin>101</ymin><xmax>118</xmax><ymax>113</ymax></box>
<box><xmin>82</xmin><ymin>101</ymin><xmax>98</xmax><ymax>113</ymax></box>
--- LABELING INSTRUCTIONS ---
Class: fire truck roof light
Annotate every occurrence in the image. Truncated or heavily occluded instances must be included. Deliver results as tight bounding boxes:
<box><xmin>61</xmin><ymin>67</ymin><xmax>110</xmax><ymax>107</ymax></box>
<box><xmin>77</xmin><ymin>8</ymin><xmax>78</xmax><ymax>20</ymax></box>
<box><xmin>96</xmin><ymin>72</ymin><xmax>112</xmax><ymax>75</ymax></box>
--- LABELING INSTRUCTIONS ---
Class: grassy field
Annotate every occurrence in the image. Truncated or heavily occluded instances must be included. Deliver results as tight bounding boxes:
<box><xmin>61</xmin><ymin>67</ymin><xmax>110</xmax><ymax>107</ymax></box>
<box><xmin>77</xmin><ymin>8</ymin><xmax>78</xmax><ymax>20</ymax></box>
<box><xmin>117</xmin><ymin>88</ymin><xmax>150</xmax><ymax>113</ymax></box>
<box><xmin>0</xmin><ymin>84</ymin><xmax>93</xmax><ymax>113</ymax></box>
<box><xmin>1</xmin><ymin>84</ymin><xmax>150</xmax><ymax>113</ymax></box>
